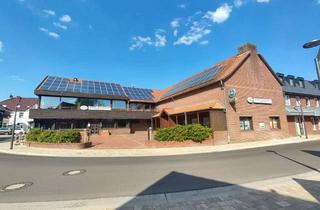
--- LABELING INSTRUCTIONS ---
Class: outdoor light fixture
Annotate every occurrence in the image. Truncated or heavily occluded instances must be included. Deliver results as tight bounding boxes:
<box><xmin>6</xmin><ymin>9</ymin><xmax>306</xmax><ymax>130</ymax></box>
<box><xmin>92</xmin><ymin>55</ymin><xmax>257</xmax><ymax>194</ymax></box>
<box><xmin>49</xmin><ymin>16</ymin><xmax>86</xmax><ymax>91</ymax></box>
<box><xmin>303</xmin><ymin>39</ymin><xmax>320</xmax><ymax>49</ymax></box>
<box><xmin>10</xmin><ymin>96</ymin><xmax>22</xmax><ymax>150</ymax></box>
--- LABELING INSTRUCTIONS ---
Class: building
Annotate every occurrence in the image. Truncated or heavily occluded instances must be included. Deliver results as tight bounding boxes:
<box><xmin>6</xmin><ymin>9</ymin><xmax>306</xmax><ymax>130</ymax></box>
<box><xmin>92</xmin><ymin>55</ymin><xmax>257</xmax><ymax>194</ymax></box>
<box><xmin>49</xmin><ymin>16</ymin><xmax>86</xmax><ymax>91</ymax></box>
<box><xmin>0</xmin><ymin>105</ymin><xmax>10</xmax><ymax>127</ymax></box>
<box><xmin>31</xmin><ymin>43</ymin><xmax>292</xmax><ymax>143</ymax></box>
<box><xmin>277</xmin><ymin>73</ymin><xmax>320</xmax><ymax>137</ymax></box>
<box><xmin>0</xmin><ymin>97</ymin><xmax>39</xmax><ymax>130</ymax></box>
<box><xmin>30</xmin><ymin>77</ymin><xmax>157</xmax><ymax>134</ymax></box>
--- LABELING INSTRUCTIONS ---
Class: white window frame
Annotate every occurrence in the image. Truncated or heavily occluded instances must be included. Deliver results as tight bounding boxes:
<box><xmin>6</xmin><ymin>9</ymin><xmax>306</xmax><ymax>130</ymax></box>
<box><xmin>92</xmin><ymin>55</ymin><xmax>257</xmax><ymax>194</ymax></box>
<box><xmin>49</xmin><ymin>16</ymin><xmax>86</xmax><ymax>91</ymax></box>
<box><xmin>306</xmin><ymin>97</ymin><xmax>310</xmax><ymax>107</ymax></box>
<box><xmin>315</xmin><ymin>98</ymin><xmax>319</xmax><ymax>107</ymax></box>
<box><xmin>289</xmin><ymin>79</ymin><xmax>294</xmax><ymax>86</ymax></box>
<box><xmin>312</xmin><ymin>117</ymin><xmax>317</xmax><ymax>131</ymax></box>
<box><xmin>299</xmin><ymin>80</ymin><xmax>303</xmax><ymax>88</ymax></box>
<box><xmin>285</xmin><ymin>95</ymin><xmax>291</xmax><ymax>106</ymax></box>
<box><xmin>296</xmin><ymin>96</ymin><xmax>301</xmax><ymax>106</ymax></box>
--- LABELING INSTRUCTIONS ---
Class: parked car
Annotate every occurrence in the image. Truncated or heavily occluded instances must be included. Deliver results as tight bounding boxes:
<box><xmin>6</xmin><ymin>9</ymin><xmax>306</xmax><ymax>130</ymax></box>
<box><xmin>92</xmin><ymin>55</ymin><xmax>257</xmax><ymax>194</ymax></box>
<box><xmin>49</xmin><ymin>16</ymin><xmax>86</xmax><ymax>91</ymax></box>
<box><xmin>14</xmin><ymin>128</ymin><xmax>25</xmax><ymax>135</ymax></box>
<box><xmin>0</xmin><ymin>127</ymin><xmax>12</xmax><ymax>135</ymax></box>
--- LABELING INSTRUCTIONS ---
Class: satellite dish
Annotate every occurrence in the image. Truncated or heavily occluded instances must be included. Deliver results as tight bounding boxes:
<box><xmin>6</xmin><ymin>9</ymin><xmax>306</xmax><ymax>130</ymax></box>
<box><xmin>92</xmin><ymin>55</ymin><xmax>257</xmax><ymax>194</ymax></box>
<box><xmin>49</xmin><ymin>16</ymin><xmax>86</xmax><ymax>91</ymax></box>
<box><xmin>303</xmin><ymin>39</ymin><xmax>320</xmax><ymax>49</ymax></box>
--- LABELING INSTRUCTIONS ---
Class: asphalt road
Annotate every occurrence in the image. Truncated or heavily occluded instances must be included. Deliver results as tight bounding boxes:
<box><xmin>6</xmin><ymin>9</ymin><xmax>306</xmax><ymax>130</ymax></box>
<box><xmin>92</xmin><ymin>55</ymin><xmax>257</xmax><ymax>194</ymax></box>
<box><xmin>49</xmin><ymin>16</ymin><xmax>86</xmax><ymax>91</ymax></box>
<box><xmin>0</xmin><ymin>140</ymin><xmax>320</xmax><ymax>203</ymax></box>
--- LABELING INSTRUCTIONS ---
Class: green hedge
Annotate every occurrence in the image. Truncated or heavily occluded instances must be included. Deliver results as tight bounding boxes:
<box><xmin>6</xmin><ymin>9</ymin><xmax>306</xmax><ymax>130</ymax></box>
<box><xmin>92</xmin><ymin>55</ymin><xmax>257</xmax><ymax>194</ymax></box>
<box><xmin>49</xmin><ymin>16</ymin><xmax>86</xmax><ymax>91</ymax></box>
<box><xmin>26</xmin><ymin>129</ymin><xmax>81</xmax><ymax>143</ymax></box>
<box><xmin>155</xmin><ymin>124</ymin><xmax>212</xmax><ymax>142</ymax></box>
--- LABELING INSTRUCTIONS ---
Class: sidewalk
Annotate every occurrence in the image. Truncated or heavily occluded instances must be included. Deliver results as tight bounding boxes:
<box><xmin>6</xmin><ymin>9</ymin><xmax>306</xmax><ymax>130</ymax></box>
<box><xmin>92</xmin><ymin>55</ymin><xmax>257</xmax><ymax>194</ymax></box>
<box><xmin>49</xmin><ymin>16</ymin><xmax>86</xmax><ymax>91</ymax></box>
<box><xmin>1</xmin><ymin>171</ymin><xmax>319</xmax><ymax>210</ymax></box>
<box><xmin>0</xmin><ymin>135</ymin><xmax>319</xmax><ymax>157</ymax></box>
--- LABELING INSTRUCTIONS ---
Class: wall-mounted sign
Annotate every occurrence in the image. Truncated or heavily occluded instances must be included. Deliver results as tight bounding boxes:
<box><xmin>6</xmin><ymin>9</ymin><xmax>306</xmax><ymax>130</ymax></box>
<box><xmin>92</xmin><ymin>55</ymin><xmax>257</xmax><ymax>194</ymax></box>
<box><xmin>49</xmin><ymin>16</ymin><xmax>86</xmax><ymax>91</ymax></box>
<box><xmin>80</xmin><ymin>105</ymin><xmax>88</xmax><ymax>110</ymax></box>
<box><xmin>88</xmin><ymin>106</ymin><xmax>111</xmax><ymax>111</ymax></box>
<box><xmin>247</xmin><ymin>97</ymin><xmax>272</xmax><ymax>105</ymax></box>
<box><xmin>228</xmin><ymin>88</ymin><xmax>236</xmax><ymax>104</ymax></box>
<box><xmin>258</xmin><ymin>122</ymin><xmax>266</xmax><ymax>129</ymax></box>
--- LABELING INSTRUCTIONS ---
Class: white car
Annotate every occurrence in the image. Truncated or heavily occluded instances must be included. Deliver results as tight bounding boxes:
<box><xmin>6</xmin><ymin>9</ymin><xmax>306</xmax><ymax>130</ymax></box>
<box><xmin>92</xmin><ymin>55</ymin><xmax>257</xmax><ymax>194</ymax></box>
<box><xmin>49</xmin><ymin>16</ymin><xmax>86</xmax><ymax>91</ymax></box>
<box><xmin>14</xmin><ymin>128</ymin><xmax>25</xmax><ymax>135</ymax></box>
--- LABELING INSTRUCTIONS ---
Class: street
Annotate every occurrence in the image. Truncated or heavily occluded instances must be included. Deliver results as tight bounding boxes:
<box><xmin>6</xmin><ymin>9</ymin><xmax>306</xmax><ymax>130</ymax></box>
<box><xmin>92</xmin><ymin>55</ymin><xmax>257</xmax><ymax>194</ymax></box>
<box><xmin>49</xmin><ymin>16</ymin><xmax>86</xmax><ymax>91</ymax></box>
<box><xmin>0</xmin><ymin>140</ymin><xmax>319</xmax><ymax>203</ymax></box>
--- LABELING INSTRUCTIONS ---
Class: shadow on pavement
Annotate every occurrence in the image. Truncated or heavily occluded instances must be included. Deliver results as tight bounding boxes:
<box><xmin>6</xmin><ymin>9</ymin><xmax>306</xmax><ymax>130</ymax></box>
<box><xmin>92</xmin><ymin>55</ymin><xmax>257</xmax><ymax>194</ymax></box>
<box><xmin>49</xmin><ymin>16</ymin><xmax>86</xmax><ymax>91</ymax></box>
<box><xmin>118</xmin><ymin>171</ymin><xmax>320</xmax><ymax>209</ymax></box>
<box><xmin>302</xmin><ymin>150</ymin><xmax>320</xmax><ymax>158</ymax></box>
<box><xmin>294</xmin><ymin>178</ymin><xmax>320</xmax><ymax>202</ymax></box>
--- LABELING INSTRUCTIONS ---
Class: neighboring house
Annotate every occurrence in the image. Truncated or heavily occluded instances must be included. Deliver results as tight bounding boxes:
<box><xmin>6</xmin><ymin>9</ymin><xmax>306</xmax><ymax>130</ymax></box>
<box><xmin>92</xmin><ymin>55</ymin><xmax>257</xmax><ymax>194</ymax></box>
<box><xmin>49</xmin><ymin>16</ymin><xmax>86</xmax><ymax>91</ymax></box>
<box><xmin>0</xmin><ymin>97</ymin><xmax>39</xmax><ymax>130</ymax></box>
<box><xmin>0</xmin><ymin>105</ymin><xmax>10</xmax><ymax>127</ymax></box>
<box><xmin>277</xmin><ymin>73</ymin><xmax>320</xmax><ymax>137</ymax></box>
<box><xmin>30</xmin><ymin>43</ymin><xmax>292</xmax><ymax>143</ymax></box>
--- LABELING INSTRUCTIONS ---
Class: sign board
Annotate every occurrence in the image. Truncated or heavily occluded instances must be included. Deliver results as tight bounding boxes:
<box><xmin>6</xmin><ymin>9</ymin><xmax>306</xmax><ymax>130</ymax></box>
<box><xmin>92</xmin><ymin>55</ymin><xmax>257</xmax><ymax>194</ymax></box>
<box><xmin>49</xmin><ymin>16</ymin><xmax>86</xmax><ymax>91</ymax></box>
<box><xmin>228</xmin><ymin>88</ymin><xmax>236</xmax><ymax>104</ymax></box>
<box><xmin>88</xmin><ymin>106</ymin><xmax>111</xmax><ymax>111</ymax></box>
<box><xmin>258</xmin><ymin>122</ymin><xmax>266</xmax><ymax>129</ymax></box>
<box><xmin>80</xmin><ymin>105</ymin><xmax>88</xmax><ymax>110</ymax></box>
<box><xmin>247</xmin><ymin>97</ymin><xmax>272</xmax><ymax>105</ymax></box>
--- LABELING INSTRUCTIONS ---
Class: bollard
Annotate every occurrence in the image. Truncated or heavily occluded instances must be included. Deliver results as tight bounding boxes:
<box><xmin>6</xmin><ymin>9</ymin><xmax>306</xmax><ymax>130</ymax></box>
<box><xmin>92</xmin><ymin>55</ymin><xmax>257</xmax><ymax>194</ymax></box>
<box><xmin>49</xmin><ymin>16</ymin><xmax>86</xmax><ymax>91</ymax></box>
<box><xmin>147</xmin><ymin>127</ymin><xmax>153</xmax><ymax>140</ymax></box>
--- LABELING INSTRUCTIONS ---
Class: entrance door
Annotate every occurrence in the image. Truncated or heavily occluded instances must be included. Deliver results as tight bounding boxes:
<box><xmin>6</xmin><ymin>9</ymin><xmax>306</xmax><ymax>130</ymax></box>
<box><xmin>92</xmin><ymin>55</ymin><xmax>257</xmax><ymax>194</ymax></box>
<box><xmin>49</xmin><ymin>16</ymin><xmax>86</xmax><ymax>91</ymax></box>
<box><xmin>90</xmin><ymin>123</ymin><xmax>100</xmax><ymax>135</ymax></box>
<box><xmin>295</xmin><ymin>116</ymin><xmax>305</xmax><ymax>136</ymax></box>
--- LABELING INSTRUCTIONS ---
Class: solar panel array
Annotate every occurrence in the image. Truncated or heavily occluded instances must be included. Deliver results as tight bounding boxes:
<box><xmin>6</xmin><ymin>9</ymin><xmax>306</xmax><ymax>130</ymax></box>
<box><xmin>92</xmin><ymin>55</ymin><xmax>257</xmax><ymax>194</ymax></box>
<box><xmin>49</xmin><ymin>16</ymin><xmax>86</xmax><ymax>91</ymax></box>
<box><xmin>162</xmin><ymin>65</ymin><xmax>225</xmax><ymax>99</ymax></box>
<box><xmin>39</xmin><ymin>76</ymin><xmax>127</xmax><ymax>97</ymax></box>
<box><xmin>123</xmin><ymin>87</ymin><xmax>154</xmax><ymax>100</ymax></box>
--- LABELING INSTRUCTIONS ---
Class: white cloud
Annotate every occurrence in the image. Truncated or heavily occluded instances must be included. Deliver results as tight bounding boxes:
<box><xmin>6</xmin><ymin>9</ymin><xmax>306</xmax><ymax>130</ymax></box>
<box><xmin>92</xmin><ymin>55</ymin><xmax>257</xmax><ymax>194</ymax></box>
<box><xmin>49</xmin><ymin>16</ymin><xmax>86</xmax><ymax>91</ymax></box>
<box><xmin>170</xmin><ymin>19</ymin><xmax>180</xmax><ymax>28</ymax></box>
<box><xmin>53</xmin><ymin>22</ymin><xmax>67</xmax><ymax>30</ymax></box>
<box><xmin>173</xmin><ymin>29</ymin><xmax>178</xmax><ymax>37</ymax></box>
<box><xmin>204</xmin><ymin>3</ymin><xmax>232</xmax><ymax>24</ymax></box>
<box><xmin>43</xmin><ymin>9</ymin><xmax>55</xmax><ymax>16</ymax></box>
<box><xmin>317</xmin><ymin>0</ymin><xmax>320</xmax><ymax>4</ymax></box>
<box><xmin>59</xmin><ymin>14</ymin><xmax>72</xmax><ymax>23</ymax></box>
<box><xmin>177</xmin><ymin>4</ymin><xmax>186</xmax><ymax>9</ymax></box>
<box><xmin>39</xmin><ymin>27</ymin><xmax>60</xmax><ymax>39</ymax></box>
<box><xmin>257</xmin><ymin>0</ymin><xmax>270</xmax><ymax>3</ymax></box>
<box><xmin>0</xmin><ymin>40</ymin><xmax>3</xmax><ymax>53</ymax></box>
<box><xmin>234</xmin><ymin>0</ymin><xmax>244</xmax><ymax>8</ymax></box>
<box><xmin>8</xmin><ymin>75</ymin><xmax>25</xmax><ymax>82</ymax></box>
<box><xmin>199</xmin><ymin>40</ymin><xmax>209</xmax><ymax>45</ymax></box>
<box><xmin>174</xmin><ymin>21</ymin><xmax>211</xmax><ymax>45</ymax></box>
<box><xmin>130</xmin><ymin>30</ymin><xmax>167</xmax><ymax>50</ymax></box>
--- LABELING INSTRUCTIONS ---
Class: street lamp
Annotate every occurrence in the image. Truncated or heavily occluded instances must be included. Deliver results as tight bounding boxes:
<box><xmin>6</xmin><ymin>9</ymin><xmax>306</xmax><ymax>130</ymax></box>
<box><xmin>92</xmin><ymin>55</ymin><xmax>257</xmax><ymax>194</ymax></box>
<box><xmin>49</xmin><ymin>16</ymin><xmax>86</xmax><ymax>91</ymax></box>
<box><xmin>10</xmin><ymin>96</ymin><xmax>22</xmax><ymax>150</ymax></box>
<box><xmin>303</xmin><ymin>39</ymin><xmax>320</xmax><ymax>87</ymax></box>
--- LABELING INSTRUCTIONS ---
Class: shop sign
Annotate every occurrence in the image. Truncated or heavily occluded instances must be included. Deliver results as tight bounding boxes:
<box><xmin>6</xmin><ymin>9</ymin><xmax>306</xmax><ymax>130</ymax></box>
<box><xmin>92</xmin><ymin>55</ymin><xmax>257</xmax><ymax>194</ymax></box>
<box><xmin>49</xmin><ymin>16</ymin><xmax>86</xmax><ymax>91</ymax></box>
<box><xmin>247</xmin><ymin>97</ymin><xmax>272</xmax><ymax>105</ymax></box>
<box><xmin>88</xmin><ymin>106</ymin><xmax>111</xmax><ymax>111</ymax></box>
<box><xmin>80</xmin><ymin>105</ymin><xmax>88</xmax><ymax>110</ymax></box>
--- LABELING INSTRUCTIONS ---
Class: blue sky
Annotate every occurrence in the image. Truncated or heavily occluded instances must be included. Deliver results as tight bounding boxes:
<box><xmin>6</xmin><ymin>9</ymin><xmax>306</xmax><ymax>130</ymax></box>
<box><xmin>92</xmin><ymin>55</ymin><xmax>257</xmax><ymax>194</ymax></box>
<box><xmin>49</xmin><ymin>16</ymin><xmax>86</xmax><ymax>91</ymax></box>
<box><xmin>0</xmin><ymin>0</ymin><xmax>320</xmax><ymax>100</ymax></box>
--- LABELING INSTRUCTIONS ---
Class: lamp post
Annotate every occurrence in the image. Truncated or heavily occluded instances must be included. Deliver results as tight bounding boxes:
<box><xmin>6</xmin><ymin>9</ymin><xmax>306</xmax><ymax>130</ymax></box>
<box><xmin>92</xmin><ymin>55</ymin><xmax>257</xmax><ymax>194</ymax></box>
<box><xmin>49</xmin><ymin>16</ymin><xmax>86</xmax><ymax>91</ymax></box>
<box><xmin>10</xmin><ymin>96</ymin><xmax>22</xmax><ymax>150</ymax></box>
<box><xmin>303</xmin><ymin>39</ymin><xmax>320</xmax><ymax>87</ymax></box>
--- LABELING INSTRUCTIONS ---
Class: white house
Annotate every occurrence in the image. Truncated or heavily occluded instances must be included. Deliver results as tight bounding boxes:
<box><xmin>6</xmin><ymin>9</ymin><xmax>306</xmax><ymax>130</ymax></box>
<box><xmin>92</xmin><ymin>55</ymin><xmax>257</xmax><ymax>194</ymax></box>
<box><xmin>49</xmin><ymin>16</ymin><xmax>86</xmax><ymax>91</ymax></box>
<box><xmin>0</xmin><ymin>97</ymin><xmax>39</xmax><ymax>130</ymax></box>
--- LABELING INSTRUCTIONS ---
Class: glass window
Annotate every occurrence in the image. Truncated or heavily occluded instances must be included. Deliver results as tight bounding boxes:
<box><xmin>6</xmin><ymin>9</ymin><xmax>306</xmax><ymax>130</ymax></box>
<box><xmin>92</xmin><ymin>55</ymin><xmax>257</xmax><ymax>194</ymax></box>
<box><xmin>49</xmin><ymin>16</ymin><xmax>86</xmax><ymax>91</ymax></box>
<box><xmin>315</xmin><ymin>98</ymin><xmax>319</xmax><ymax>107</ymax></box>
<box><xmin>112</xmin><ymin>100</ymin><xmax>126</xmax><ymax>109</ymax></box>
<box><xmin>285</xmin><ymin>95</ymin><xmax>291</xmax><ymax>106</ymax></box>
<box><xmin>60</xmin><ymin>97</ymin><xmax>78</xmax><ymax>109</ymax></box>
<box><xmin>78</xmin><ymin>98</ymin><xmax>111</xmax><ymax>110</ymax></box>
<box><xmin>240</xmin><ymin>117</ymin><xmax>253</xmax><ymax>131</ymax></box>
<box><xmin>299</xmin><ymin>80</ymin><xmax>304</xmax><ymax>88</ymax></box>
<box><xmin>102</xmin><ymin>120</ymin><xmax>114</xmax><ymax>128</ymax></box>
<box><xmin>19</xmin><ymin>112</ymin><xmax>24</xmax><ymax>118</ymax></box>
<box><xmin>40</xmin><ymin>96</ymin><xmax>61</xmax><ymax>109</ymax></box>
<box><xmin>312</xmin><ymin>117</ymin><xmax>317</xmax><ymax>131</ymax></box>
<box><xmin>269</xmin><ymin>117</ymin><xmax>280</xmax><ymax>129</ymax></box>
<box><xmin>117</xmin><ymin>120</ymin><xmax>128</xmax><ymax>128</ymax></box>
<box><xmin>296</xmin><ymin>96</ymin><xmax>301</xmax><ymax>106</ymax></box>
<box><xmin>306</xmin><ymin>97</ymin><xmax>310</xmax><ymax>107</ymax></box>
<box><xmin>289</xmin><ymin>79</ymin><xmax>294</xmax><ymax>86</ymax></box>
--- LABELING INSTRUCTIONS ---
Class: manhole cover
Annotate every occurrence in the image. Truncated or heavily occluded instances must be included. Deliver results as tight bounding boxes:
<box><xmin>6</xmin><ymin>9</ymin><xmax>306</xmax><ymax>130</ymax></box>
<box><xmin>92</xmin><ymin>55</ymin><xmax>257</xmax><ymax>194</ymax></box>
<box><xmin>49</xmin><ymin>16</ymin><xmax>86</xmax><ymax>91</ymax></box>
<box><xmin>62</xmin><ymin>169</ymin><xmax>86</xmax><ymax>176</ymax></box>
<box><xmin>0</xmin><ymin>182</ymin><xmax>33</xmax><ymax>192</ymax></box>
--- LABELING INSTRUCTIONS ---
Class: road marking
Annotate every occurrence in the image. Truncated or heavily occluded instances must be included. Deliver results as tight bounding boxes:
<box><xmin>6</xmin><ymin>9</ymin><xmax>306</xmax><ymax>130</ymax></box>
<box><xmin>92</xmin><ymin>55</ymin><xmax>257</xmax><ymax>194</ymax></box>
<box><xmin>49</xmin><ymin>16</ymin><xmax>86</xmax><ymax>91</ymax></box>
<box><xmin>62</xmin><ymin>169</ymin><xmax>86</xmax><ymax>176</ymax></box>
<box><xmin>0</xmin><ymin>182</ymin><xmax>33</xmax><ymax>192</ymax></box>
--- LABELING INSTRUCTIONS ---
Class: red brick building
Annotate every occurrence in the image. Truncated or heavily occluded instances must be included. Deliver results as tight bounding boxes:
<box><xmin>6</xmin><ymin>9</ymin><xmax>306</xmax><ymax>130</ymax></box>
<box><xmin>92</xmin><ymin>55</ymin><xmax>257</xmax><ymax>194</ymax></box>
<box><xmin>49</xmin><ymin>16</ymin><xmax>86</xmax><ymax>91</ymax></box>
<box><xmin>277</xmin><ymin>73</ymin><xmax>320</xmax><ymax>137</ymax></box>
<box><xmin>153</xmin><ymin>44</ymin><xmax>290</xmax><ymax>143</ymax></box>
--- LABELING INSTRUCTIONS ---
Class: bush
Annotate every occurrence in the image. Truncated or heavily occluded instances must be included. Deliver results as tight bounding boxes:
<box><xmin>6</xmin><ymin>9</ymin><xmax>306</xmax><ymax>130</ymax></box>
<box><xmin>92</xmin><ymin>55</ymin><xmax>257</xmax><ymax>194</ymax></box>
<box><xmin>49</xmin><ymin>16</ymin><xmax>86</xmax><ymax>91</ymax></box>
<box><xmin>26</xmin><ymin>129</ymin><xmax>81</xmax><ymax>143</ymax></box>
<box><xmin>155</xmin><ymin>124</ymin><xmax>212</xmax><ymax>143</ymax></box>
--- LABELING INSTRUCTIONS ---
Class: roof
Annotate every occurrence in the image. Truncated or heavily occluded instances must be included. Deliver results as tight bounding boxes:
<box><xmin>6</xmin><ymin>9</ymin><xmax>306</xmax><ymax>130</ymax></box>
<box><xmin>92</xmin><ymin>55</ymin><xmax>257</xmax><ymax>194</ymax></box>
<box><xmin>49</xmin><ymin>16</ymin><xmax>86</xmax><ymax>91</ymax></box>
<box><xmin>0</xmin><ymin>97</ymin><xmax>39</xmax><ymax>111</ymax></box>
<box><xmin>153</xmin><ymin>100</ymin><xmax>224</xmax><ymax>117</ymax></box>
<box><xmin>157</xmin><ymin>51</ymin><xmax>251</xmax><ymax>101</ymax></box>
<box><xmin>279</xmin><ymin>74</ymin><xmax>320</xmax><ymax>96</ymax></box>
<box><xmin>35</xmin><ymin>76</ymin><xmax>156</xmax><ymax>103</ymax></box>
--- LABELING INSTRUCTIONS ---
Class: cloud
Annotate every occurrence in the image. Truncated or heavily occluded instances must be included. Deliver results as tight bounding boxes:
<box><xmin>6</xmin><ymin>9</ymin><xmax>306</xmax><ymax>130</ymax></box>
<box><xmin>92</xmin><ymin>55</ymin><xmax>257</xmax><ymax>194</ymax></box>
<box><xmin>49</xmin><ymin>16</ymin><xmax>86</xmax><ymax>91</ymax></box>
<box><xmin>129</xmin><ymin>30</ymin><xmax>167</xmax><ymax>50</ymax></box>
<box><xmin>234</xmin><ymin>0</ymin><xmax>244</xmax><ymax>8</ymax></box>
<box><xmin>53</xmin><ymin>22</ymin><xmax>67</xmax><ymax>30</ymax></box>
<box><xmin>43</xmin><ymin>9</ymin><xmax>55</xmax><ymax>16</ymax></box>
<box><xmin>170</xmin><ymin>19</ymin><xmax>180</xmax><ymax>28</ymax></box>
<box><xmin>174</xmin><ymin>21</ymin><xmax>211</xmax><ymax>45</ymax></box>
<box><xmin>39</xmin><ymin>27</ymin><xmax>60</xmax><ymax>39</ymax></box>
<box><xmin>59</xmin><ymin>14</ymin><xmax>72</xmax><ymax>23</ymax></box>
<box><xmin>256</xmin><ymin>0</ymin><xmax>270</xmax><ymax>2</ymax></box>
<box><xmin>0</xmin><ymin>40</ymin><xmax>3</xmax><ymax>53</ymax></box>
<box><xmin>204</xmin><ymin>3</ymin><xmax>232</xmax><ymax>24</ymax></box>
<box><xmin>177</xmin><ymin>4</ymin><xmax>186</xmax><ymax>9</ymax></box>
<box><xmin>8</xmin><ymin>75</ymin><xmax>25</xmax><ymax>82</ymax></box>
<box><xmin>199</xmin><ymin>40</ymin><xmax>209</xmax><ymax>45</ymax></box>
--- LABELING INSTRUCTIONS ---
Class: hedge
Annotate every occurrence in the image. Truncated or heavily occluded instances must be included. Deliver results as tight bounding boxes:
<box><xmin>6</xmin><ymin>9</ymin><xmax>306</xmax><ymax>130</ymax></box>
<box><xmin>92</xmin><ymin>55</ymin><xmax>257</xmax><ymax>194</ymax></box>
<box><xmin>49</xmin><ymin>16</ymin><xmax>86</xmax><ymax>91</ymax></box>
<box><xmin>26</xmin><ymin>129</ymin><xmax>81</xmax><ymax>143</ymax></box>
<box><xmin>155</xmin><ymin>124</ymin><xmax>212</xmax><ymax>143</ymax></box>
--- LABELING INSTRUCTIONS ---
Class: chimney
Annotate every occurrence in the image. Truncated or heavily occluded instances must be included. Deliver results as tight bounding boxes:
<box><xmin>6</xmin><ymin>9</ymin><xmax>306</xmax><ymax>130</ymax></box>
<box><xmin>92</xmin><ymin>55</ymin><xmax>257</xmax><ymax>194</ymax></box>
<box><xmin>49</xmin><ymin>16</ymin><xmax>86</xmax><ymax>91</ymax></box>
<box><xmin>238</xmin><ymin>43</ymin><xmax>257</xmax><ymax>54</ymax></box>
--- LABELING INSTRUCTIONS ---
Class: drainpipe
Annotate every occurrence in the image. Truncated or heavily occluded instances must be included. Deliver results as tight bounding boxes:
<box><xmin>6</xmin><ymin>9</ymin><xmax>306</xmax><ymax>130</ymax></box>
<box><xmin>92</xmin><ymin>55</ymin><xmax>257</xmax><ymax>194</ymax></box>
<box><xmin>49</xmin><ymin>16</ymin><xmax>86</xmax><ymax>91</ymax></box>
<box><xmin>221</xmin><ymin>80</ymin><xmax>231</xmax><ymax>144</ymax></box>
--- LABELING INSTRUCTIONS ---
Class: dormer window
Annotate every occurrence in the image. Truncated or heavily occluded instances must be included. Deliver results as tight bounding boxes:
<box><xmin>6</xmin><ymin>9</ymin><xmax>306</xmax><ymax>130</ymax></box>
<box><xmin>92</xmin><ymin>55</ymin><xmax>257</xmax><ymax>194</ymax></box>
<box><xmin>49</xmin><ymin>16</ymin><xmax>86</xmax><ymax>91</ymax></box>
<box><xmin>306</xmin><ymin>97</ymin><xmax>310</xmax><ymax>107</ymax></box>
<box><xmin>289</xmin><ymin>79</ymin><xmax>294</xmax><ymax>86</ymax></box>
<box><xmin>299</xmin><ymin>80</ymin><xmax>303</xmax><ymax>88</ymax></box>
<box><xmin>296</xmin><ymin>96</ymin><xmax>301</xmax><ymax>106</ymax></box>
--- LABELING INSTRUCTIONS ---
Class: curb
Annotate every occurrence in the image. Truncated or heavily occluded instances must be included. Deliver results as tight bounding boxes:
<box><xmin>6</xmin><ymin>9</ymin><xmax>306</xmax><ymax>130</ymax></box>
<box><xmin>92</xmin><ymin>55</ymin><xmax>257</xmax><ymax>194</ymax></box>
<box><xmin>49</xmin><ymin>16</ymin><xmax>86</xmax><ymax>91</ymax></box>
<box><xmin>0</xmin><ymin>171</ymin><xmax>318</xmax><ymax>210</ymax></box>
<box><xmin>0</xmin><ymin>137</ymin><xmax>318</xmax><ymax>158</ymax></box>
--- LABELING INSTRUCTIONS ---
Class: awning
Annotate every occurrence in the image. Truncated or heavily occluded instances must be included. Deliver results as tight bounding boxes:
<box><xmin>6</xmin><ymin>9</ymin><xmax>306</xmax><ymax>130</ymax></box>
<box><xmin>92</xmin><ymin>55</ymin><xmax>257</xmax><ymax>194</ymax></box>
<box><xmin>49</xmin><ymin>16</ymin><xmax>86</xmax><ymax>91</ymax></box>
<box><xmin>286</xmin><ymin>106</ymin><xmax>320</xmax><ymax>117</ymax></box>
<box><xmin>153</xmin><ymin>100</ymin><xmax>224</xmax><ymax>117</ymax></box>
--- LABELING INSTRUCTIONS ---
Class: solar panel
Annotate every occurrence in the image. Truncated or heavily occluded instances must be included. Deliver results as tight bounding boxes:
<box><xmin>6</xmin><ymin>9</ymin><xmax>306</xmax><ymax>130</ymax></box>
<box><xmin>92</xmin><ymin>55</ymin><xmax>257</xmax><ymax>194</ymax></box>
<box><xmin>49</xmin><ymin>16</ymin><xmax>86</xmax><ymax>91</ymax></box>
<box><xmin>39</xmin><ymin>76</ymin><xmax>127</xmax><ymax>97</ymax></box>
<box><xmin>161</xmin><ymin>65</ymin><xmax>225</xmax><ymax>99</ymax></box>
<box><xmin>123</xmin><ymin>87</ymin><xmax>154</xmax><ymax>100</ymax></box>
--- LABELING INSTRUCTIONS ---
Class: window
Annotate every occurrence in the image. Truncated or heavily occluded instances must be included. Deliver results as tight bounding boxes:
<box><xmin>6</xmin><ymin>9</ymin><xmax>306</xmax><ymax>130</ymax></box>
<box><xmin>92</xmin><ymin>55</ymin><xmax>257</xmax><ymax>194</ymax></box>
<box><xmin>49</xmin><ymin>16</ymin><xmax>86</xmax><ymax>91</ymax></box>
<box><xmin>60</xmin><ymin>97</ymin><xmax>78</xmax><ymax>109</ymax></box>
<box><xmin>269</xmin><ymin>117</ymin><xmax>280</xmax><ymax>129</ymax></box>
<box><xmin>112</xmin><ymin>100</ymin><xmax>126</xmax><ymax>109</ymax></box>
<box><xmin>312</xmin><ymin>117</ymin><xmax>317</xmax><ymax>131</ymax></box>
<box><xmin>296</xmin><ymin>96</ymin><xmax>301</xmax><ymax>106</ymax></box>
<box><xmin>289</xmin><ymin>79</ymin><xmax>294</xmax><ymax>86</ymax></box>
<box><xmin>315</xmin><ymin>98</ymin><xmax>319</xmax><ymax>107</ymax></box>
<box><xmin>117</xmin><ymin>120</ymin><xmax>128</xmax><ymax>128</ymax></box>
<box><xmin>40</xmin><ymin>96</ymin><xmax>61</xmax><ymax>109</ymax></box>
<box><xmin>240</xmin><ymin>117</ymin><xmax>253</xmax><ymax>131</ymax></box>
<box><xmin>306</xmin><ymin>97</ymin><xmax>310</xmax><ymax>107</ymax></box>
<box><xmin>18</xmin><ymin>112</ymin><xmax>24</xmax><ymax>118</ymax></box>
<box><xmin>285</xmin><ymin>95</ymin><xmax>291</xmax><ymax>106</ymax></box>
<box><xmin>299</xmin><ymin>80</ymin><xmax>304</xmax><ymax>88</ymax></box>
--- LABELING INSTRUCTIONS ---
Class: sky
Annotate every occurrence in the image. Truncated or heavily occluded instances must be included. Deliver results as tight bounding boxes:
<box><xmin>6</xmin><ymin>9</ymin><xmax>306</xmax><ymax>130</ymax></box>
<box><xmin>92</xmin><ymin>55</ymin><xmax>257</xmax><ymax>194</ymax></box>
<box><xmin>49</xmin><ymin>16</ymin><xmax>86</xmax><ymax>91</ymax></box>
<box><xmin>0</xmin><ymin>0</ymin><xmax>320</xmax><ymax>100</ymax></box>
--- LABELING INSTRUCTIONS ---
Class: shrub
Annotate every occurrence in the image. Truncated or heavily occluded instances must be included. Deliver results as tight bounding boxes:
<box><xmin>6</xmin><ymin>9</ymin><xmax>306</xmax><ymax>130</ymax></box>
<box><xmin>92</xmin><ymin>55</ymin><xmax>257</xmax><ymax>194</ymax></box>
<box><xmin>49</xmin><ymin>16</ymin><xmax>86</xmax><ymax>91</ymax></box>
<box><xmin>155</xmin><ymin>124</ymin><xmax>212</xmax><ymax>142</ymax></box>
<box><xmin>26</xmin><ymin>129</ymin><xmax>81</xmax><ymax>143</ymax></box>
